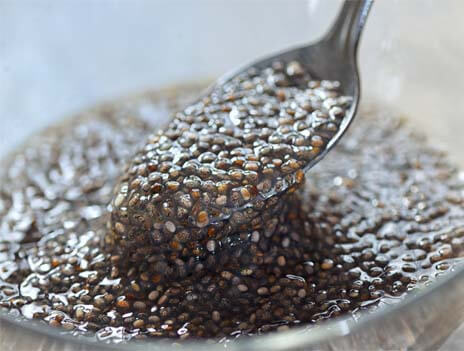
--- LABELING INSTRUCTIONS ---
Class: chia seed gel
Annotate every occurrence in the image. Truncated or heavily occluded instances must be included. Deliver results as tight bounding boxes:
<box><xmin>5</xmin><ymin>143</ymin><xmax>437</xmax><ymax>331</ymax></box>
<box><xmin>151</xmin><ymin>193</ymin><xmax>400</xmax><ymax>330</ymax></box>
<box><xmin>108</xmin><ymin>61</ymin><xmax>352</xmax><ymax>280</ymax></box>
<box><xmin>0</xmin><ymin>82</ymin><xmax>464</xmax><ymax>343</ymax></box>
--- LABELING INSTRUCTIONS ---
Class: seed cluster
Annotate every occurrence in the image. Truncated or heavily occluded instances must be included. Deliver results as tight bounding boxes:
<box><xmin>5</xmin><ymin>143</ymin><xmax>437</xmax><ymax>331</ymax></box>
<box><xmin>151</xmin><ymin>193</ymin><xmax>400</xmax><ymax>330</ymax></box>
<box><xmin>1</xmin><ymin>86</ymin><xmax>464</xmax><ymax>344</ymax></box>
<box><xmin>109</xmin><ymin>61</ymin><xmax>352</xmax><ymax>278</ymax></box>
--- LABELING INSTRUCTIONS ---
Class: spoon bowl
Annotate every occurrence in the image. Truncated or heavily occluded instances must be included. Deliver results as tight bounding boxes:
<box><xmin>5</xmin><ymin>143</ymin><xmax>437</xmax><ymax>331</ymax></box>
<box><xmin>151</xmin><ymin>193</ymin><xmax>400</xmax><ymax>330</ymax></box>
<box><xmin>214</xmin><ymin>0</ymin><xmax>373</xmax><ymax>174</ymax></box>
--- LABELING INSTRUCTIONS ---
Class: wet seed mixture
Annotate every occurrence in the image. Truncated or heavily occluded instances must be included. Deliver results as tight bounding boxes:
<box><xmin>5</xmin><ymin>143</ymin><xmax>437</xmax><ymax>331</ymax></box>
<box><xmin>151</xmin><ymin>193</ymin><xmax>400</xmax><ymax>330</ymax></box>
<box><xmin>1</xmin><ymin>77</ymin><xmax>464</xmax><ymax>343</ymax></box>
<box><xmin>109</xmin><ymin>61</ymin><xmax>352</xmax><ymax>279</ymax></box>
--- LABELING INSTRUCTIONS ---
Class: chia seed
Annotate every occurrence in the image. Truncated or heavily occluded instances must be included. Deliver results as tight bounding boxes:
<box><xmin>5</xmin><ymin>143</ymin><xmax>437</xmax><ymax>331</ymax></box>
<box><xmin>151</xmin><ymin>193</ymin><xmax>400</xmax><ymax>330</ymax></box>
<box><xmin>108</xmin><ymin>61</ymin><xmax>351</xmax><ymax>279</ymax></box>
<box><xmin>0</xmin><ymin>82</ymin><xmax>463</xmax><ymax>345</ymax></box>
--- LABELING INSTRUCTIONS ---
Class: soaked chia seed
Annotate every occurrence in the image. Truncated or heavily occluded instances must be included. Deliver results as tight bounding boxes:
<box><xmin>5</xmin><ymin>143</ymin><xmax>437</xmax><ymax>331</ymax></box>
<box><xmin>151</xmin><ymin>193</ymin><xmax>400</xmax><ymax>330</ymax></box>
<box><xmin>109</xmin><ymin>61</ymin><xmax>352</xmax><ymax>279</ymax></box>
<box><xmin>0</xmin><ymin>82</ymin><xmax>464</xmax><ymax>343</ymax></box>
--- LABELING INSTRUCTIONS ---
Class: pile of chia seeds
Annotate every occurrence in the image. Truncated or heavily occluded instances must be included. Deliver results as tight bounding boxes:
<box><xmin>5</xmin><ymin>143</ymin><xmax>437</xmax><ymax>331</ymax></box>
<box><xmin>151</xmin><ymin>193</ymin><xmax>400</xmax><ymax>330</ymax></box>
<box><xmin>0</xmin><ymin>82</ymin><xmax>464</xmax><ymax>343</ymax></box>
<box><xmin>109</xmin><ymin>61</ymin><xmax>352</xmax><ymax>279</ymax></box>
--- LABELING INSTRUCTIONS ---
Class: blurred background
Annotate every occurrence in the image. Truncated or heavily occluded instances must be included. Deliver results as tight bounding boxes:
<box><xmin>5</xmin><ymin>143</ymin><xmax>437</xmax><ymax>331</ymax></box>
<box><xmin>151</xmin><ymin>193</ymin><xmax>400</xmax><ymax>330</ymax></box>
<box><xmin>2</xmin><ymin>0</ymin><xmax>464</xmax><ymax>164</ymax></box>
<box><xmin>1</xmin><ymin>0</ymin><xmax>464</xmax><ymax>349</ymax></box>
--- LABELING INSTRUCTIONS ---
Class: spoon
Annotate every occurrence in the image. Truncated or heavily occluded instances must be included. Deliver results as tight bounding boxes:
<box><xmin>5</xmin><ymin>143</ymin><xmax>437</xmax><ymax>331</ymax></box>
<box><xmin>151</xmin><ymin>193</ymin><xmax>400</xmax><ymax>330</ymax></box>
<box><xmin>108</xmin><ymin>0</ymin><xmax>373</xmax><ymax>278</ymax></box>
<box><xmin>215</xmin><ymin>0</ymin><xmax>373</xmax><ymax>173</ymax></box>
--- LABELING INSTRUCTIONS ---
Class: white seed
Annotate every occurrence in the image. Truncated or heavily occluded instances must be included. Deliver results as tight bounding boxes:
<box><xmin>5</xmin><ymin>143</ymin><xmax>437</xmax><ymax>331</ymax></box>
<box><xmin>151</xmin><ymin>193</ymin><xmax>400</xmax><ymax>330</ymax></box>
<box><xmin>165</xmin><ymin>221</ymin><xmax>176</xmax><ymax>233</ymax></box>
<box><xmin>114</xmin><ymin>193</ymin><xmax>126</xmax><ymax>207</ymax></box>
<box><xmin>237</xmin><ymin>284</ymin><xmax>248</xmax><ymax>292</ymax></box>
<box><xmin>251</xmin><ymin>231</ymin><xmax>260</xmax><ymax>243</ymax></box>
<box><xmin>216</xmin><ymin>195</ymin><xmax>227</xmax><ymax>206</ymax></box>
<box><xmin>206</xmin><ymin>240</ymin><xmax>216</xmax><ymax>252</ymax></box>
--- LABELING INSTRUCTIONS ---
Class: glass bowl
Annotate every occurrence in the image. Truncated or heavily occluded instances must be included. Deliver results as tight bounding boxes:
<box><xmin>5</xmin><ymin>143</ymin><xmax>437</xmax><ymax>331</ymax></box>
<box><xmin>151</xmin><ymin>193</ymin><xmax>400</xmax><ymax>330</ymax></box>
<box><xmin>1</xmin><ymin>1</ymin><xmax>464</xmax><ymax>350</ymax></box>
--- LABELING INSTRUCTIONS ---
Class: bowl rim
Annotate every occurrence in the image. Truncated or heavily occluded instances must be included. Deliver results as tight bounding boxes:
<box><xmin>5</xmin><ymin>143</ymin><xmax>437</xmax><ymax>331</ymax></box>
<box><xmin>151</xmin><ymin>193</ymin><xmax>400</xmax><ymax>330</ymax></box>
<box><xmin>1</xmin><ymin>260</ymin><xmax>463</xmax><ymax>351</ymax></box>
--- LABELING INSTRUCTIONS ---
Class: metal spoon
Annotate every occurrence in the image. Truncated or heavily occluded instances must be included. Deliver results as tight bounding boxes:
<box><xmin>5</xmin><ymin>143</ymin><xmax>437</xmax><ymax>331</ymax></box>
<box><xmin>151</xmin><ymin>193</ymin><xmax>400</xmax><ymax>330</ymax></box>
<box><xmin>214</xmin><ymin>0</ymin><xmax>373</xmax><ymax>175</ymax></box>
<box><xmin>109</xmin><ymin>0</ymin><xmax>373</xmax><ymax>278</ymax></box>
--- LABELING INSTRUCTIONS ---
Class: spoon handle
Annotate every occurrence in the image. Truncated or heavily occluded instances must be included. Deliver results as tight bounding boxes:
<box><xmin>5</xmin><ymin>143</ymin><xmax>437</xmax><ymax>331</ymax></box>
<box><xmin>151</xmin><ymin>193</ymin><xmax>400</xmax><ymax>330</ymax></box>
<box><xmin>325</xmin><ymin>0</ymin><xmax>373</xmax><ymax>56</ymax></box>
